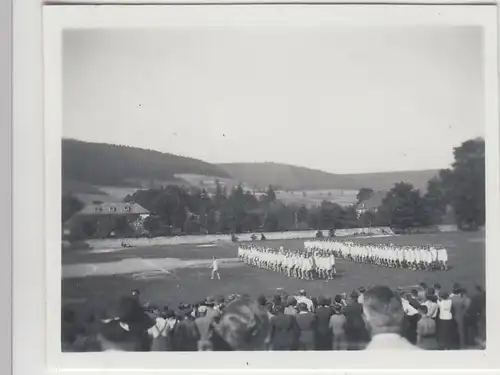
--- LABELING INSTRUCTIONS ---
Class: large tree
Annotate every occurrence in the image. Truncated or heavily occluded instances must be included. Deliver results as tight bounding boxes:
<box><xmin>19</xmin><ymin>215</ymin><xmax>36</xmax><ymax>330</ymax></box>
<box><xmin>440</xmin><ymin>138</ymin><xmax>485</xmax><ymax>230</ymax></box>
<box><xmin>378</xmin><ymin>182</ymin><xmax>427</xmax><ymax>230</ymax></box>
<box><xmin>356</xmin><ymin>188</ymin><xmax>374</xmax><ymax>205</ymax></box>
<box><xmin>422</xmin><ymin>176</ymin><xmax>448</xmax><ymax>225</ymax></box>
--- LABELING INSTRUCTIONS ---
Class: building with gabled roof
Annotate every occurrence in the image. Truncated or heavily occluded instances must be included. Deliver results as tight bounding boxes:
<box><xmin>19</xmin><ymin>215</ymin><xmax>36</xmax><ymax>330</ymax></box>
<box><xmin>63</xmin><ymin>201</ymin><xmax>150</xmax><ymax>240</ymax></box>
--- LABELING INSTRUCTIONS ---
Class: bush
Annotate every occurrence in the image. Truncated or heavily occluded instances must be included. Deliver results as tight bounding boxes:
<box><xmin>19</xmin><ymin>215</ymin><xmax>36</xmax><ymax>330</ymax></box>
<box><xmin>316</xmin><ymin>230</ymin><xmax>324</xmax><ymax>238</ymax></box>
<box><xmin>328</xmin><ymin>229</ymin><xmax>336</xmax><ymax>237</ymax></box>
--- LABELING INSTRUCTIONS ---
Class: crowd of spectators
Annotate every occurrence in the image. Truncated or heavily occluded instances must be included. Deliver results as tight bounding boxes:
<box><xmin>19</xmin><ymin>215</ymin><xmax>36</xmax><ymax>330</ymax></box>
<box><xmin>62</xmin><ymin>282</ymin><xmax>486</xmax><ymax>352</ymax></box>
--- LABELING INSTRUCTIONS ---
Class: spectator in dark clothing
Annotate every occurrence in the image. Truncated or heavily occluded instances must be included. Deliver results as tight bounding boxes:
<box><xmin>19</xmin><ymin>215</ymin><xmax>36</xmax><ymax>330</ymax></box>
<box><xmin>295</xmin><ymin>303</ymin><xmax>317</xmax><ymax>350</ymax></box>
<box><xmin>257</xmin><ymin>295</ymin><xmax>267</xmax><ymax>307</ymax></box>
<box><xmin>329</xmin><ymin>304</ymin><xmax>347</xmax><ymax>350</ymax></box>
<box><xmin>61</xmin><ymin>307</ymin><xmax>87</xmax><ymax>352</ymax></box>
<box><xmin>270</xmin><ymin>304</ymin><xmax>299</xmax><ymax>350</ymax></box>
<box><xmin>117</xmin><ymin>296</ymin><xmax>155</xmax><ymax>351</ymax></box>
<box><xmin>171</xmin><ymin>314</ymin><xmax>200</xmax><ymax>351</ymax></box>
<box><xmin>315</xmin><ymin>296</ymin><xmax>333</xmax><ymax>350</ymax></box>
<box><xmin>465</xmin><ymin>286</ymin><xmax>486</xmax><ymax>347</ymax></box>
<box><xmin>272</xmin><ymin>294</ymin><xmax>282</xmax><ymax>309</ymax></box>
<box><xmin>343</xmin><ymin>291</ymin><xmax>369</xmax><ymax>350</ymax></box>
<box><xmin>451</xmin><ymin>287</ymin><xmax>468</xmax><ymax>349</ymax></box>
<box><xmin>402</xmin><ymin>292</ymin><xmax>421</xmax><ymax>345</ymax></box>
<box><xmin>212</xmin><ymin>297</ymin><xmax>270</xmax><ymax>351</ymax></box>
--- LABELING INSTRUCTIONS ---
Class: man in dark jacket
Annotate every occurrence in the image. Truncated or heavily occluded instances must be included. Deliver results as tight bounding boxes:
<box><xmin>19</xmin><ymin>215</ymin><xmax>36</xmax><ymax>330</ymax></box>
<box><xmin>270</xmin><ymin>304</ymin><xmax>299</xmax><ymax>350</ymax></box>
<box><xmin>315</xmin><ymin>296</ymin><xmax>333</xmax><ymax>350</ymax></box>
<box><xmin>118</xmin><ymin>296</ymin><xmax>156</xmax><ymax>351</ymax></box>
<box><xmin>295</xmin><ymin>303</ymin><xmax>317</xmax><ymax>350</ymax></box>
<box><xmin>343</xmin><ymin>291</ymin><xmax>369</xmax><ymax>350</ymax></box>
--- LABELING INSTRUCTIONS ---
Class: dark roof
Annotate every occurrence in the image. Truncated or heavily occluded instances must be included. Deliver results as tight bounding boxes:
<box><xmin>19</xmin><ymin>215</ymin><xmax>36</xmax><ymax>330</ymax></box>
<box><xmin>357</xmin><ymin>191</ymin><xmax>386</xmax><ymax>211</ymax></box>
<box><xmin>76</xmin><ymin>202</ymin><xmax>149</xmax><ymax>216</ymax></box>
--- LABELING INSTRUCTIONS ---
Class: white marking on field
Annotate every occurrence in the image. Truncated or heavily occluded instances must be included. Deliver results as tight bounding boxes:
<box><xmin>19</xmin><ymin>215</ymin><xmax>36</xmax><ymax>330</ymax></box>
<box><xmin>141</xmin><ymin>258</ymin><xmax>172</xmax><ymax>275</ymax></box>
<box><xmin>197</xmin><ymin>244</ymin><xmax>216</xmax><ymax>248</ymax></box>
<box><xmin>88</xmin><ymin>248</ymin><xmax>120</xmax><ymax>254</ymax></box>
<box><xmin>63</xmin><ymin>257</ymin><xmax>242</xmax><ymax>279</ymax></box>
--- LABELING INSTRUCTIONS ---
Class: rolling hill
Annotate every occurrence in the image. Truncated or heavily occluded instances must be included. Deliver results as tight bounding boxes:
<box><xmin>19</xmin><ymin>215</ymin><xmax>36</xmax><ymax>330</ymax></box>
<box><xmin>62</xmin><ymin>140</ymin><xmax>439</xmax><ymax>195</ymax></box>
<box><xmin>62</xmin><ymin>139</ymin><xmax>231</xmax><ymax>188</ymax></box>
<box><xmin>218</xmin><ymin>162</ymin><xmax>439</xmax><ymax>192</ymax></box>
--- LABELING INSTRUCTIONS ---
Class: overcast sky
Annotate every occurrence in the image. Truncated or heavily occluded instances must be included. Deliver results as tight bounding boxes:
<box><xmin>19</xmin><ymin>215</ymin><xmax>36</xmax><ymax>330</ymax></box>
<box><xmin>63</xmin><ymin>27</ymin><xmax>484</xmax><ymax>174</ymax></box>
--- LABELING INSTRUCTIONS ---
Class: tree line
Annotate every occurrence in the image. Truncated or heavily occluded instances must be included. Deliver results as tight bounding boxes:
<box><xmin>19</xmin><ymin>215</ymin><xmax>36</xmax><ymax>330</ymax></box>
<box><xmin>369</xmin><ymin>138</ymin><xmax>485</xmax><ymax>231</ymax></box>
<box><xmin>62</xmin><ymin>138</ymin><xmax>485</xmax><ymax>237</ymax></box>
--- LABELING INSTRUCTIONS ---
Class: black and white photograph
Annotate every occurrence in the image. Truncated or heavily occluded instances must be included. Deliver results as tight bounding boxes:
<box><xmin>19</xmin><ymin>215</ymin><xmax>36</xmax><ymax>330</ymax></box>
<box><xmin>40</xmin><ymin>5</ymin><xmax>498</xmax><ymax>365</ymax></box>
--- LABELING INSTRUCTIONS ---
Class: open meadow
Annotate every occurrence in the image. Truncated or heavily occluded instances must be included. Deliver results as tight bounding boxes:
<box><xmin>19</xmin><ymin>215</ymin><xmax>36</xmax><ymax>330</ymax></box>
<box><xmin>62</xmin><ymin>231</ymin><xmax>485</xmax><ymax>318</ymax></box>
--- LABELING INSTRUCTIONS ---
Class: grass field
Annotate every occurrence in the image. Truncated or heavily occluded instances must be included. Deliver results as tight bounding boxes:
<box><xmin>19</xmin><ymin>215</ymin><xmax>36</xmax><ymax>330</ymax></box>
<box><xmin>62</xmin><ymin>231</ymin><xmax>485</xmax><ymax>318</ymax></box>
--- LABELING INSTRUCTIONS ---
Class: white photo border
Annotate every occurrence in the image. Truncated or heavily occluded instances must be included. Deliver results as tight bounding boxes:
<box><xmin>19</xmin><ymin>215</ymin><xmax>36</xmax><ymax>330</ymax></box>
<box><xmin>13</xmin><ymin>3</ymin><xmax>499</xmax><ymax>375</ymax></box>
<box><xmin>1</xmin><ymin>1</ymin><xmax>12</xmax><ymax>375</ymax></box>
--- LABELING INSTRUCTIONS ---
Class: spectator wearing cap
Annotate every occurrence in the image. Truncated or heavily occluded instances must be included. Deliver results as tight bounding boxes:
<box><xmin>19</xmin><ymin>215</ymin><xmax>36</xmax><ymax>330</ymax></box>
<box><xmin>295</xmin><ymin>302</ymin><xmax>317</xmax><ymax>350</ymax></box>
<box><xmin>284</xmin><ymin>297</ymin><xmax>297</xmax><ymax>316</ymax></box>
<box><xmin>329</xmin><ymin>303</ymin><xmax>347</xmax><ymax>350</ymax></box>
<box><xmin>211</xmin><ymin>297</ymin><xmax>270</xmax><ymax>351</ymax></box>
<box><xmin>315</xmin><ymin>296</ymin><xmax>333</xmax><ymax>350</ymax></box>
<box><xmin>416</xmin><ymin>305</ymin><xmax>438</xmax><ymax>350</ymax></box>
<box><xmin>270</xmin><ymin>304</ymin><xmax>299</xmax><ymax>350</ymax></box>
<box><xmin>295</xmin><ymin>290</ymin><xmax>314</xmax><ymax>312</ymax></box>
<box><xmin>343</xmin><ymin>290</ymin><xmax>369</xmax><ymax>350</ymax></box>
<box><xmin>363</xmin><ymin>286</ymin><xmax>420</xmax><ymax>350</ymax></box>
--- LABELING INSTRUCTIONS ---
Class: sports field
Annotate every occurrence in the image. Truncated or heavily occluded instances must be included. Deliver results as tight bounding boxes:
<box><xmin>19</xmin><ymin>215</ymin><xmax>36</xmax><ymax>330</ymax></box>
<box><xmin>62</xmin><ymin>231</ymin><xmax>485</xmax><ymax>317</ymax></box>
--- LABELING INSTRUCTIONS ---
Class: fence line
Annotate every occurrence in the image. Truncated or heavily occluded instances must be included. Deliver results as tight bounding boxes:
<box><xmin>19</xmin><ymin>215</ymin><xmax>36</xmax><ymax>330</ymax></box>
<box><xmin>85</xmin><ymin>227</ymin><xmax>396</xmax><ymax>250</ymax></box>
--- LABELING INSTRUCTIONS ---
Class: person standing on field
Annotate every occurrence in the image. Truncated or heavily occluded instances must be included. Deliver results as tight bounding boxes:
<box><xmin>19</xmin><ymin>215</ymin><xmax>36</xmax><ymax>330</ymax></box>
<box><xmin>211</xmin><ymin>256</ymin><xmax>221</xmax><ymax>280</ymax></box>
